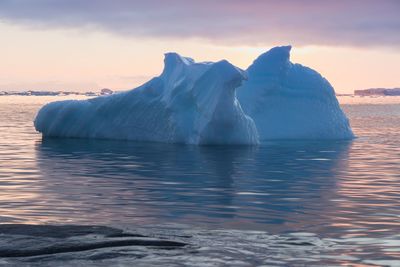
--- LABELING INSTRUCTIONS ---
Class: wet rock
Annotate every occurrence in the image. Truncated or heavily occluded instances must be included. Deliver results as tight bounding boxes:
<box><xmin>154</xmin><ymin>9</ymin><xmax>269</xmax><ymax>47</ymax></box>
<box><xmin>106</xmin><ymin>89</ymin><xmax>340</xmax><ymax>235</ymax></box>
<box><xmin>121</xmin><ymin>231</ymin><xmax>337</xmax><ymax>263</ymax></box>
<box><xmin>0</xmin><ymin>224</ymin><xmax>187</xmax><ymax>259</ymax></box>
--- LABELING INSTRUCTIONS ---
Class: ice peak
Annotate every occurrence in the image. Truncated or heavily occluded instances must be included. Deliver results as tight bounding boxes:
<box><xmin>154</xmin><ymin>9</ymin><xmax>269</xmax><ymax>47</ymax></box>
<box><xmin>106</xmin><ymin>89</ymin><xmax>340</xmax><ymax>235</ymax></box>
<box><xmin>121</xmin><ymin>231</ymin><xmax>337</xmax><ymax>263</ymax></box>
<box><xmin>164</xmin><ymin>52</ymin><xmax>194</xmax><ymax>67</ymax></box>
<box><xmin>196</xmin><ymin>60</ymin><xmax>246</xmax><ymax>93</ymax></box>
<box><xmin>260</xmin><ymin>45</ymin><xmax>292</xmax><ymax>60</ymax></box>
<box><xmin>247</xmin><ymin>45</ymin><xmax>292</xmax><ymax>75</ymax></box>
<box><xmin>161</xmin><ymin>52</ymin><xmax>195</xmax><ymax>77</ymax></box>
<box><xmin>214</xmin><ymin>60</ymin><xmax>246</xmax><ymax>80</ymax></box>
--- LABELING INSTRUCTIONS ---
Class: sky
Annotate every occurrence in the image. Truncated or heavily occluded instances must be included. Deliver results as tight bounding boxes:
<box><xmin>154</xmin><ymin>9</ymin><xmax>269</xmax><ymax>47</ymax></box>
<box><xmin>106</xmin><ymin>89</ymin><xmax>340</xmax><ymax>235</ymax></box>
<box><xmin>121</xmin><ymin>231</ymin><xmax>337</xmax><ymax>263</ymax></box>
<box><xmin>0</xmin><ymin>0</ymin><xmax>399</xmax><ymax>93</ymax></box>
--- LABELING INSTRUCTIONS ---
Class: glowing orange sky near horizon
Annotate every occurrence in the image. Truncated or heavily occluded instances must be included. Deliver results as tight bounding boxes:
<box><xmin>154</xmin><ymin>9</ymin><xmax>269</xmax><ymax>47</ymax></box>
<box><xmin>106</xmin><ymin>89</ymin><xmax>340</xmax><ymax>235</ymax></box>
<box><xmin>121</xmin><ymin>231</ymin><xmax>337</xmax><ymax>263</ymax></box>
<box><xmin>0</xmin><ymin>22</ymin><xmax>399</xmax><ymax>94</ymax></box>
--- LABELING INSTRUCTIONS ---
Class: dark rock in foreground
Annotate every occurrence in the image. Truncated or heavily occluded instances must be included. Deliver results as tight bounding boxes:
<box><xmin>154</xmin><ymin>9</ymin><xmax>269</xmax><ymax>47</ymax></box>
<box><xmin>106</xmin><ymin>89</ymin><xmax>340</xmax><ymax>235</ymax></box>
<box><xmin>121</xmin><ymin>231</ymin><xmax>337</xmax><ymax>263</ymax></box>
<box><xmin>0</xmin><ymin>224</ymin><xmax>187</xmax><ymax>260</ymax></box>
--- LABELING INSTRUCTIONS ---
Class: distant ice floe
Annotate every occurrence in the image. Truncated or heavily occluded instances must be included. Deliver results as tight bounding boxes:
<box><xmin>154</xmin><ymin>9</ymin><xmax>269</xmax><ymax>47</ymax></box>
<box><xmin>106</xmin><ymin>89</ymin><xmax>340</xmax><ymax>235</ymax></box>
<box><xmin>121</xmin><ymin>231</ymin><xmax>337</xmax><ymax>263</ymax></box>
<box><xmin>34</xmin><ymin>46</ymin><xmax>354</xmax><ymax>145</ymax></box>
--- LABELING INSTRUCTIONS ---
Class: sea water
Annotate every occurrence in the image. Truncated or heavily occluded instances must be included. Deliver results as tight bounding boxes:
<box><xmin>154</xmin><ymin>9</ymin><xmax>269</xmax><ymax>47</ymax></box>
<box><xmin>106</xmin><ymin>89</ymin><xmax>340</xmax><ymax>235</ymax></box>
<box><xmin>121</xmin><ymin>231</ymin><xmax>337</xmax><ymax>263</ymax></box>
<box><xmin>0</xmin><ymin>95</ymin><xmax>399</xmax><ymax>266</ymax></box>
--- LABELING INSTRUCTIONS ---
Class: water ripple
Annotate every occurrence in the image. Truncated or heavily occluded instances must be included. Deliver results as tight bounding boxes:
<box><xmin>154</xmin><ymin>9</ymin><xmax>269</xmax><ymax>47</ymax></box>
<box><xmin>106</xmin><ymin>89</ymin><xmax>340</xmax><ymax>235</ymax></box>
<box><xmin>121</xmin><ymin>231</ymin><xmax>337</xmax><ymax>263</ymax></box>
<box><xmin>0</xmin><ymin>96</ymin><xmax>400</xmax><ymax>265</ymax></box>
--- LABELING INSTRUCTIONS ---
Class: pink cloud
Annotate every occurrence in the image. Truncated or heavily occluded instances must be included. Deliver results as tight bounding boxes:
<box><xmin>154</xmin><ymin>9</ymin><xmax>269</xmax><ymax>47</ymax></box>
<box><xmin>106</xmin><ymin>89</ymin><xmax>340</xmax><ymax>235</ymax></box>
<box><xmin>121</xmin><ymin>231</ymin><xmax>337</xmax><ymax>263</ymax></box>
<box><xmin>0</xmin><ymin>0</ymin><xmax>398</xmax><ymax>47</ymax></box>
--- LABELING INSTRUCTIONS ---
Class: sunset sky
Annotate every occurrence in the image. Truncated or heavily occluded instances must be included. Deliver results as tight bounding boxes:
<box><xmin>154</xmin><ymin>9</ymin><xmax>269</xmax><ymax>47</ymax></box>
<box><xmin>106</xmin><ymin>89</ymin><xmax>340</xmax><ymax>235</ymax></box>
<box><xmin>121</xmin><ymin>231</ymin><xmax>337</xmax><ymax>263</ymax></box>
<box><xmin>0</xmin><ymin>0</ymin><xmax>399</xmax><ymax>93</ymax></box>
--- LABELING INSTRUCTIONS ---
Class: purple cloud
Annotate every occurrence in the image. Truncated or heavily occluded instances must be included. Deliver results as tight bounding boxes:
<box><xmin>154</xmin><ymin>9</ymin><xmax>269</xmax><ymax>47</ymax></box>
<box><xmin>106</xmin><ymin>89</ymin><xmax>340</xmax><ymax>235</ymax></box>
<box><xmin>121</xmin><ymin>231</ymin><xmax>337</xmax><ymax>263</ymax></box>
<box><xmin>0</xmin><ymin>0</ymin><xmax>399</xmax><ymax>47</ymax></box>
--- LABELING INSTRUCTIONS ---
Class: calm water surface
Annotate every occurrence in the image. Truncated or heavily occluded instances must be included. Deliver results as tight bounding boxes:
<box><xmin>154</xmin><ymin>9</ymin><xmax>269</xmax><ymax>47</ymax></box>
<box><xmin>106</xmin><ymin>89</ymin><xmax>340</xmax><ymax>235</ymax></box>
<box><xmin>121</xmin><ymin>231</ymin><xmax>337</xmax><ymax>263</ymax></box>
<box><xmin>0</xmin><ymin>95</ymin><xmax>400</xmax><ymax>266</ymax></box>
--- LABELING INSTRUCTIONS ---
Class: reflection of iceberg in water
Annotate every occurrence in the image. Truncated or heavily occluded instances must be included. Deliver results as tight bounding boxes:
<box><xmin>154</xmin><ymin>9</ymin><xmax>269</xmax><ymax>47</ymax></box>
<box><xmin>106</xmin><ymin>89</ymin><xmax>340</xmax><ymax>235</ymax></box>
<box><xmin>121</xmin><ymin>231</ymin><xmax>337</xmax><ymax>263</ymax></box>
<box><xmin>35</xmin><ymin>139</ymin><xmax>350</xmax><ymax>231</ymax></box>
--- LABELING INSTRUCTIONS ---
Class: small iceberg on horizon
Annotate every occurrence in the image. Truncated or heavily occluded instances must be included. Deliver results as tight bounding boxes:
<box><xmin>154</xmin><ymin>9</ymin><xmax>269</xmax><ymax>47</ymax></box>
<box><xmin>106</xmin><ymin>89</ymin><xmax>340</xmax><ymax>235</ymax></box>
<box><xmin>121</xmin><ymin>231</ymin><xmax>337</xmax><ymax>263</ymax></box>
<box><xmin>34</xmin><ymin>46</ymin><xmax>354</xmax><ymax>145</ymax></box>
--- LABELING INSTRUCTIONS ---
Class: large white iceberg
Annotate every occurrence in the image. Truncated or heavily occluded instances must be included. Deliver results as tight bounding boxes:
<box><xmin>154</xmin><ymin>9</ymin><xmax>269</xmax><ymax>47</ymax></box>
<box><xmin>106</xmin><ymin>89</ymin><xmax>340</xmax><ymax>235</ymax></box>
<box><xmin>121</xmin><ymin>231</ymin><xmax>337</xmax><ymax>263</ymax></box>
<box><xmin>34</xmin><ymin>53</ymin><xmax>259</xmax><ymax>145</ymax></box>
<box><xmin>34</xmin><ymin>46</ymin><xmax>353</xmax><ymax>145</ymax></box>
<box><xmin>237</xmin><ymin>46</ymin><xmax>354</xmax><ymax>140</ymax></box>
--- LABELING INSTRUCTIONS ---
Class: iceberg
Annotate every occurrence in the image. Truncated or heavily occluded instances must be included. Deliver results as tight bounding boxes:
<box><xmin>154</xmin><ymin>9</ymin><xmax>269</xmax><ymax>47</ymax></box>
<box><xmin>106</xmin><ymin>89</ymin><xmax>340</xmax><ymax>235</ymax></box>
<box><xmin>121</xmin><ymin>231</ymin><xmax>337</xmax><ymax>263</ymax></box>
<box><xmin>34</xmin><ymin>53</ymin><xmax>259</xmax><ymax>145</ymax></box>
<box><xmin>237</xmin><ymin>46</ymin><xmax>354</xmax><ymax>140</ymax></box>
<box><xmin>34</xmin><ymin>46</ymin><xmax>353</xmax><ymax>145</ymax></box>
